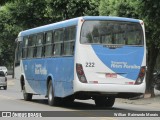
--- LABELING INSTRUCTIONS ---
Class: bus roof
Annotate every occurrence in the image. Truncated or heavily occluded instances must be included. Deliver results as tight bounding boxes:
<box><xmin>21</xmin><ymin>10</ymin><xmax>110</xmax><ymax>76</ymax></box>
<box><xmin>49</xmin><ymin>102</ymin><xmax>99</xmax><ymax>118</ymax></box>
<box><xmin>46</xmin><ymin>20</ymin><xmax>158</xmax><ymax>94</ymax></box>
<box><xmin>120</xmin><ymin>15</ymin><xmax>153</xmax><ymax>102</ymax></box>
<box><xmin>18</xmin><ymin>16</ymin><xmax>141</xmax><ymax>37</ymax></box>
<box><xmin>19</xmin><ymin>17</ymin><xmax>79</xmax><ymax>37</ymax></box>
<box><xmin>83</xmin><ymin>16</ymin><xmax>141</xmax><ymax>23</ymax></box>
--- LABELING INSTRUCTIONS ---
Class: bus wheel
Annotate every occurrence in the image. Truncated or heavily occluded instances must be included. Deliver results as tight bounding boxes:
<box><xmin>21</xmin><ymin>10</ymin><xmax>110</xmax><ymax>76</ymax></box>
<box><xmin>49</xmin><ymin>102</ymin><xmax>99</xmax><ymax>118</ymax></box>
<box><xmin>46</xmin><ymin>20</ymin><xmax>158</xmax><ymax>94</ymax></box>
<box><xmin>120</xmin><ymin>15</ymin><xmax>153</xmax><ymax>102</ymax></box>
<box><xmin>48</xmin><ymin>81</ymin><xmax>60</xmax><ymax>106</ymax></box>
<box><xmin>23</xmin><ymin>85</ymin><xmax>32</xmax><ymax>101</ymax></box>
<box><xmin>105</xmin><ymin>97</ymin><xmax>115</xmax><ymax>107</ymax></box>
<box><xmin>94</xmin><ymin>97</ymin><xmax>106</xmax><ymax>107</ymax></box>
<box><xmin>94</xmin><ymin>97</ymin><xmax>115</xmax><ymax>107</ymax></box>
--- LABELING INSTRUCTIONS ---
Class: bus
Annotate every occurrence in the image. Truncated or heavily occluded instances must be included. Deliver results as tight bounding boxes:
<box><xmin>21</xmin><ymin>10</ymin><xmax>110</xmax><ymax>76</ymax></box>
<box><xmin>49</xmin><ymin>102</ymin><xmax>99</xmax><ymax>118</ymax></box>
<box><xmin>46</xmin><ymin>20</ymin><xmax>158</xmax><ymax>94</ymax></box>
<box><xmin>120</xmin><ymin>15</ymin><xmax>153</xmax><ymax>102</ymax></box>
<box><xmin>14</xmin><ymin>16</ymin><xmax>146</xmax><ymax>107</ymax></box>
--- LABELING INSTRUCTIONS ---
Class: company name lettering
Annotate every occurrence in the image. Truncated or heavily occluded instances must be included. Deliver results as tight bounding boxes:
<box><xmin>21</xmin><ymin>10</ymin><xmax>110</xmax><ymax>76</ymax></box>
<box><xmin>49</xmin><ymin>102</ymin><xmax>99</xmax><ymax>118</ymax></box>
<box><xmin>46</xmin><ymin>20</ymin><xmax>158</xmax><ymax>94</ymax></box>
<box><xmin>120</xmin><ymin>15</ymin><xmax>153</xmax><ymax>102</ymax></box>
<box><xmin>111</xmin><ymin>61</ymin><xmax>140</xmax><ymax>69</ymax></box>
<box><xmin>35</xmin><ymin>64</ymin><xmax>47</xmax><ymax>75</ymax></box>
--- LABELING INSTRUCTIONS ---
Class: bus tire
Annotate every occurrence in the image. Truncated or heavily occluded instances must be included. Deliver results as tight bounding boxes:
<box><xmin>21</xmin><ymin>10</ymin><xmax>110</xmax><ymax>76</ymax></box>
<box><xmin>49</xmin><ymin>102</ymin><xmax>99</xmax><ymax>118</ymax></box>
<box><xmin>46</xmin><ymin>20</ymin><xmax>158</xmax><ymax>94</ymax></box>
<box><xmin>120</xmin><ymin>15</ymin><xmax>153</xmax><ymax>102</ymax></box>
<box><xmin>94</xmin><ymin>97</ymin><xmax>106</xmax><ymax>107</ymax></box>
<box><xmin>94</xmin><ymin>97</ymin><xmax>115</xmax><ymax>107</ymax></box>
<box><xmin>105</xmin><ymin>97</ymin><xmax>115</xmax><ymax>107</ymax></box>
<box><xmin>23</xmin><ymin>85</ymin><xmax>32</xmax><ymax>101</ymax></box>
<box><xmin>48</xmin><ymin>81</ymin><xmax>60</xmax><ymax>106</ymax></box>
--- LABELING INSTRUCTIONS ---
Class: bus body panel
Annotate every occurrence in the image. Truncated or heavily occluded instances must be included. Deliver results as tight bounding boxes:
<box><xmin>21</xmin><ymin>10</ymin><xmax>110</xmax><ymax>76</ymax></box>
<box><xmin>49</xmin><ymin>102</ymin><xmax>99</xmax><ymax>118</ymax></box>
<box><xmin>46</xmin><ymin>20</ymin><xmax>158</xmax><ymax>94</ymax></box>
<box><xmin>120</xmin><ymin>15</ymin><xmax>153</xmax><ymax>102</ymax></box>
<box><xmin>20</xmin><ymin>60</ymin><xmax>37</xmax><ymax>94</ymax></box>
<box><xmin>73</xmin><ymin>17</ymin><xmax>146</xmax><ymax>96</ymax></box>
<box><xmin>91</xmin><ymin>45</ymin><xmax>144</xmax><ymax>81</ymax></box>
<box><xmin>77</xmin><ymin>45</ymin><xmax>144</xmax><ymax>82</ymax></box>
<box><xmin>74</xmin><ymin>80</ymin><xmax>145</xmax><ymax>93</ymax></box>
<box><xmin>22</xmin><ymin>57</ymin><xmax>74</xmax><ymax>97</ymax></box>
<box><xmin>74</xmin><ymin>44</ymin><xmax>146</xmax><ymax>93</ymax></box>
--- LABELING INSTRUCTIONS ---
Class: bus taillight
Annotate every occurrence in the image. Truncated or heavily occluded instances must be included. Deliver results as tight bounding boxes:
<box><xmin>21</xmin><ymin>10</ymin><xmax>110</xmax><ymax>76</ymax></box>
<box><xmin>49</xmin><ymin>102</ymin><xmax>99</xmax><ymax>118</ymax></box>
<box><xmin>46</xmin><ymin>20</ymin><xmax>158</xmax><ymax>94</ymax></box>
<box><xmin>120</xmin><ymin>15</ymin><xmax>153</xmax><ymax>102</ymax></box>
<box><xmin>135</xmin><ymin>66</ymin><xmax>146</xmax><ymax>85</ymax></box>
<box><xmin>76</xmin><ymin>63</ymin><xmax>87</xmax><ymax>83</ymax></box>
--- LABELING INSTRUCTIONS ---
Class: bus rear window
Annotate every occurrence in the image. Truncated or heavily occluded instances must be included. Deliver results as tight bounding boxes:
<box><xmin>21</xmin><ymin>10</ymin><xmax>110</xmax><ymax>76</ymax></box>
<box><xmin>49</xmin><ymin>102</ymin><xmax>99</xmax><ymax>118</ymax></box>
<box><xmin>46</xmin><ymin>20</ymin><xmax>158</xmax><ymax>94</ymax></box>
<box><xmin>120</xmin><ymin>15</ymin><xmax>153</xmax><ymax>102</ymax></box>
<box><xmin>80</xmin><ymin>20</ymin><xmax>144</xmax><ymax>46</ymax></box>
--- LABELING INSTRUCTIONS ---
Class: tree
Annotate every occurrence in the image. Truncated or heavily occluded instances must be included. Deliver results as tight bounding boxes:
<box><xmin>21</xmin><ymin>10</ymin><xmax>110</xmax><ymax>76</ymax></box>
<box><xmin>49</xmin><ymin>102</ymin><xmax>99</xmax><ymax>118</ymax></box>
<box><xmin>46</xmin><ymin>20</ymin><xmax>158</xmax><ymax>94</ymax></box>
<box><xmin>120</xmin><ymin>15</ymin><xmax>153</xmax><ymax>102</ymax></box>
<box><xmin>0</xmin><ymin>0</ymin><xmax>13</xmax><ymax>5</ymax></box>
<box><xmin>6</xmin><ymin>0</ymin><xmax>51</xmax><ymax>29</ymax></box>
<box><xmin>140</xmin><ymin>0</ymin><xmax>160</xmax><ymax>97</ymax></box>
<box><xmin>0</xmin><ymin>0</ymin><xmax>50</xmax><ymax>67</ymax></box>
<box><xmin>99</xmin><ymin>0</ymin><xmax>139</xmax><ymax>18</ymax></box>
<box><xmin>0</xmin><ymin>0</ymin><xmax>99</xmax><ymax>68</ymax></box>
<box><xmin>0</xmin><ymin>4</ymin><xmax>22</xmax><ymax>67</ymax></box>
<box><xmin>47</xmin><ymin>0</ymin><xmax>99</xmax><ymax>20</ymax></box>
<box><xmin>99</xmin><ymin>0</ymin><xmax>160</xmax><ymax>97</ymax></box>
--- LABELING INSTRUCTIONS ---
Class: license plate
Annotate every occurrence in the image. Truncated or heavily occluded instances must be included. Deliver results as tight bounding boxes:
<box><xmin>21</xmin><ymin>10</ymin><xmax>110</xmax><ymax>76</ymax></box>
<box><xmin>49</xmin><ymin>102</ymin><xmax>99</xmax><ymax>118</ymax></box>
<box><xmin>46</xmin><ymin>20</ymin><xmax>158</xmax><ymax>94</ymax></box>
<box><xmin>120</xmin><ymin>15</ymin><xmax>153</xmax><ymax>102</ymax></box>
<box><xmin>105</xmin><ymin>73</ymin><xmax>117</xmax><ymax>78</ymax></box>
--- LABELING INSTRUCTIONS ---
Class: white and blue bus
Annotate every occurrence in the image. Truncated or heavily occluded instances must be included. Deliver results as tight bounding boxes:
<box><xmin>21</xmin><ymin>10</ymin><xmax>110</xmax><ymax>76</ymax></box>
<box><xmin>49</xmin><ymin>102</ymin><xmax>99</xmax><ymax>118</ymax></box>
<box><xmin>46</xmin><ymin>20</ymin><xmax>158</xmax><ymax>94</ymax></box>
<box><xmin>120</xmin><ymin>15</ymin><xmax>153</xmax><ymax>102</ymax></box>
<box><xmin>15</xmin><ymin>16</ymin><xmax>146</xmax><ymax>107</ymax></box>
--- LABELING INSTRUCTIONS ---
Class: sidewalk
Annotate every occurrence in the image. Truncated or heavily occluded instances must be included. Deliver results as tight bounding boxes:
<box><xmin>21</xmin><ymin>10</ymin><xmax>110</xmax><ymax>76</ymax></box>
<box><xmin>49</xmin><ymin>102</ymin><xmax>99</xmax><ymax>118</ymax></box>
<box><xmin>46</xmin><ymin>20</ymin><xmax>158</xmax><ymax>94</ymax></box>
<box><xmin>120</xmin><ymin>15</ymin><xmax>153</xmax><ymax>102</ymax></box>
<box><xmin>116</xmin><ymin>90</ymin><xmax>160</xmax><ymax>107</ymax></box>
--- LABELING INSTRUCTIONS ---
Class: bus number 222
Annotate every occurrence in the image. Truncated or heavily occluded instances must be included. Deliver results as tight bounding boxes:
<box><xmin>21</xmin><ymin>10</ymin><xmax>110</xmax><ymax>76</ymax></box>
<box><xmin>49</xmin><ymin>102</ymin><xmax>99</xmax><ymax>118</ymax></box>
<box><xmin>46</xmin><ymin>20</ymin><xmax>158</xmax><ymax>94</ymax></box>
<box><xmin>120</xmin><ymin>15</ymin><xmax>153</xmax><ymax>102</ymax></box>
<box><xmin>86</xmin><ymin>62</ymin><xmax>95</xmax><ymax>67</ymax></box>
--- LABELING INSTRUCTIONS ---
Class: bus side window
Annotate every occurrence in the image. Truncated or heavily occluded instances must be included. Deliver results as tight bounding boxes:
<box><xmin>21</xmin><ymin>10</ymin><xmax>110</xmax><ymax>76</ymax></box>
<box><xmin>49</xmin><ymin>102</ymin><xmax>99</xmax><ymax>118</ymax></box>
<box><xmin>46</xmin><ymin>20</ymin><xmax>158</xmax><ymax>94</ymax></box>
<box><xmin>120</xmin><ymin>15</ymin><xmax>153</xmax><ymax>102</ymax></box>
<box><xmin>64</xmin><ymin>26</ymin><xmax>76</xmax><ymax>56</ymax></box>
<box><xmin>36</xmin><ymin>33</ymin><xmax>44</xmax><ymax>58</ymax></box>
<box><xmin>27</xmin><ymin>35</ymin><xmax>36</xmax><ymax>58</ymax></box>
<box><xmin>53</xmin><ymin>29</ymin><xmax>64</xmax><ymax>56</ymax></box>
<box><xmin>15</xmin><ymin>41</ymin><xmax>22</xmax><ymax>66</ymax></box>
<box><xmin>44</xmin><ymin>31</ymin><xmax>53</xmax><ymax>57</ymax></box>
<box><xmin>22</xmin><ymin>37</ymin><xmax>28</xmax><ymax>58</ymax></box>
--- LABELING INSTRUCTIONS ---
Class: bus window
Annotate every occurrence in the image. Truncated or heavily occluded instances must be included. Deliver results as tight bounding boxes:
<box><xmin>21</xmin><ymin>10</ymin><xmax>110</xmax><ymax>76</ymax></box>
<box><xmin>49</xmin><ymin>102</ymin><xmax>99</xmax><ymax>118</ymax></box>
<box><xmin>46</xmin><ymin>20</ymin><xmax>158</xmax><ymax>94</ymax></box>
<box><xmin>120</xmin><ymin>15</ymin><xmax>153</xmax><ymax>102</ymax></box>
<box><xmin>44</xmin><ymin>31</ymin><xmax>53</xmax><ymax>57</ymax></box>
<box><xmin>15</xmin><ymin>41</ymin><xmax>22</xmax><ymax>66</ymax></box>
<box><xmin>36</xmin><ymin>33</ymin><xmax>44</xmax><ymax>58</ymax></box>
<box><xmin>126</xmin><ymin>24</ymin><xmax>143</xmax><ymax>45</ymax></box>
<box><xmin>81</xmin><ymin>21</ymin><xmax>143</xmax><ymax>46</ymax></box>
<box><xmin>22</xmin><ymin>37</ymin><xmax>28</xmax><ymax>58</ymax></box>
<box><xmin>64</xmin><ymin>26</ymin><xmax>76</xmax><ymax>56</ymax></box>
<box><xmin>27</xmin><ymin>35</ymin><xmax>36</xmax><ymax>58</ymax></box>
<box><xmin>53</xmin><ymin>29</ymin><xmax>64</xmax><ymax>56</ymax></box>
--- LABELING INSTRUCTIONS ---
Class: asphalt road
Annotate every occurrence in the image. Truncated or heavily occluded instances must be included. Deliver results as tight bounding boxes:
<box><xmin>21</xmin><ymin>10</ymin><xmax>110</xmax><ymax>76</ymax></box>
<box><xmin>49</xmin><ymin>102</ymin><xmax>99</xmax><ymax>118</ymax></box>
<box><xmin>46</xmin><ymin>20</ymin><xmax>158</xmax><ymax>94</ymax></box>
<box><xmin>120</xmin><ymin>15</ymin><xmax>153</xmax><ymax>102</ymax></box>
<box><xmin>0</xmin><ymin>76</ymin><xmax>160</xmax><ymax>119</ymax></box>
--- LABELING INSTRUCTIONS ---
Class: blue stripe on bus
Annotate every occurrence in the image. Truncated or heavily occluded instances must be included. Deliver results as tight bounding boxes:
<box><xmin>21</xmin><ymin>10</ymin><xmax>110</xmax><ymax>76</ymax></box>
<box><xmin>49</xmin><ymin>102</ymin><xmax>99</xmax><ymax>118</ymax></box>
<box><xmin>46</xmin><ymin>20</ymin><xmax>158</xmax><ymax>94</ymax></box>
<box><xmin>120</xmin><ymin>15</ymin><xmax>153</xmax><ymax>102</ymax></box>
<box><xmin>91</xmin><ymin>45</ymin><xmax>144</xmax><ymax>80</ymax></box>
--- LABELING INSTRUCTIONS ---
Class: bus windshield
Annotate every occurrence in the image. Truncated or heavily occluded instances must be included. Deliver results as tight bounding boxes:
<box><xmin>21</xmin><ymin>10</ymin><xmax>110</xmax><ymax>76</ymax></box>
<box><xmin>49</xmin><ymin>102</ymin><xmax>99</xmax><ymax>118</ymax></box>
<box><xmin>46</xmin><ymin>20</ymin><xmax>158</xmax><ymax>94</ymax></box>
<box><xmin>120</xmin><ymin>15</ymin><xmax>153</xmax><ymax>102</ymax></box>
<box><xmin>81</xmin><ymin>20</ymin><xmax>144</xmax><ymax>46</ymax></box>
